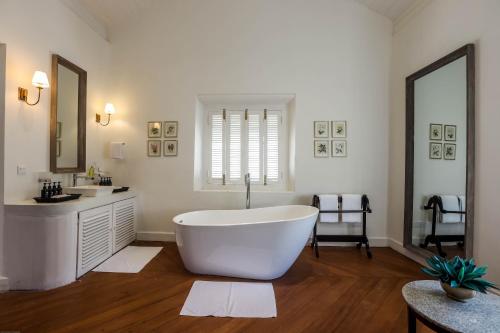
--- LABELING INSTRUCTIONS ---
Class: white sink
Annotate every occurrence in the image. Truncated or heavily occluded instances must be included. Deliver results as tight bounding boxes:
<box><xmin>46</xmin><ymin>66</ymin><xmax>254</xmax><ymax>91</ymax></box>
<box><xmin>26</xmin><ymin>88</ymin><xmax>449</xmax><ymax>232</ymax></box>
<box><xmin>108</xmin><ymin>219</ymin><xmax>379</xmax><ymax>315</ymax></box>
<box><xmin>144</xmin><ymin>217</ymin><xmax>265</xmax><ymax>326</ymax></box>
<box><xmin>63</xmin><ymin>185</ymin><xmax>116</xmax><ymax>197</ymax></box>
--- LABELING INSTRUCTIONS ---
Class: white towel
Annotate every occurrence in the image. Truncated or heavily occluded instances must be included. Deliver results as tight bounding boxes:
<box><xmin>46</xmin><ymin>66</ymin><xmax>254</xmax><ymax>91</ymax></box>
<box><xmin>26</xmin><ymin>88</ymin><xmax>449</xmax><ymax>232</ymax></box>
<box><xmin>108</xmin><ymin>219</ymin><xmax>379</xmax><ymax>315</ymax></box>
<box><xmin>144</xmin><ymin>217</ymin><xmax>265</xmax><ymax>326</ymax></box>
<box><xmin>319</xmin><ymin>194</ymin><xmax>339</xmax><ymax>223</ymax></box>
<box><xmin>440</xmin><ymin>195</ymin><xmax>462</xmax><ymax>223</ymax></box>
<box><xmin>342</xmin><ymin>194</ymin><xmax>362</xmax><ymax>223</ymax></box>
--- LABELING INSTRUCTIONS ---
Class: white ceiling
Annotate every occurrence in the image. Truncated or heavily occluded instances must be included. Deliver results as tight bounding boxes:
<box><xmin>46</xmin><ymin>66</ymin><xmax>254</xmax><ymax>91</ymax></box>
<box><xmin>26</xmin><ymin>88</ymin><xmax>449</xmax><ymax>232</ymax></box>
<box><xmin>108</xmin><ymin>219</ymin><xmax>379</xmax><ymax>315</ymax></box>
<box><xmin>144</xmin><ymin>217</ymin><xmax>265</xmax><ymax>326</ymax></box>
<box><xmin>352</xmin><ymin>0</ymin><xmax>419</xmax><ymax>21</ymax></box>
<box><xmin>62</xmin><ymin>0</ymin><xmax>421</xmax><ymax>40</ymax></box>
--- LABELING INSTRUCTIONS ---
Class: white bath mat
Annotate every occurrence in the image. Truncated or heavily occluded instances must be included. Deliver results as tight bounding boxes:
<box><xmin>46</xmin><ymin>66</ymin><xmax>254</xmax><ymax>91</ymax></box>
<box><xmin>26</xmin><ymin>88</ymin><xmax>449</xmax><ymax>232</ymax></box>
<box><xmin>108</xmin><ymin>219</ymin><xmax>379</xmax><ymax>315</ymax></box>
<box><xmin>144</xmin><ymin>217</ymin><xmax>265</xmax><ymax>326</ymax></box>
<box><xmin>93</xmin><ymin>246</ymin><xmax>162</xmax><ymax>273</ymax></box>
<box><xmin>180</xmin><ymin>281</ymin><xmax>277</xmax><ymax>318</ymax></box>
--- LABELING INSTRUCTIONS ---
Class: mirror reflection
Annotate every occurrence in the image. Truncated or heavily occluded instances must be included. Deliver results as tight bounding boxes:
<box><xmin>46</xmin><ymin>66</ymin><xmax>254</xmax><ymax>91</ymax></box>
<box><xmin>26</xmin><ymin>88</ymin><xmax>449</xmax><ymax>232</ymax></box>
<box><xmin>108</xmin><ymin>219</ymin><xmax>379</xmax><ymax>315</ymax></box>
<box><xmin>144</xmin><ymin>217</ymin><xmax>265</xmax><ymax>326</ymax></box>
<box><xmin>56</xmin><ymin>64</ymin><xmax>79</xmax><ymax>168</ymax></box>
<box><xmin>412</xmin><ymin>56</ymin><xmax>467</xmax><ymax>258</ymax></box>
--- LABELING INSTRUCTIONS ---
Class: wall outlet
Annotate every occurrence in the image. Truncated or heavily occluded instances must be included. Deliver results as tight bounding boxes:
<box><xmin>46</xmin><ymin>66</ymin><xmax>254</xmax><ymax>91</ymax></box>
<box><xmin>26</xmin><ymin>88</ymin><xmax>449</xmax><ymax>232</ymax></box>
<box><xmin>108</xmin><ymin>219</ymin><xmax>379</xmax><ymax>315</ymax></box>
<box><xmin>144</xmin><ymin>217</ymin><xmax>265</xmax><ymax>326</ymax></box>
<box><xmin>17</xmin><ymin>165</ymin><xmax>27</xmax><ymax>175</ymax></box>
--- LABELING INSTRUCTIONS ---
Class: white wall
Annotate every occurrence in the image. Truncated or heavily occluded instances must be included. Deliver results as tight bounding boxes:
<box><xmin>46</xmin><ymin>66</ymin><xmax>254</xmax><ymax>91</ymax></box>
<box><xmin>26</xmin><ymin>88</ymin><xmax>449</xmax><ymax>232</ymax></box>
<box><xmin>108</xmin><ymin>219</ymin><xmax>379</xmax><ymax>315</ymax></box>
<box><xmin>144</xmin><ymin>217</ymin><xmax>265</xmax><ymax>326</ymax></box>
<box><xmin>106</xmin><ymin>0</ymin><xmax>393</xmax><ymax>241</ymax></box>
<box><xmin>389</xmin><ymin>0</ymin><xmax>500</xmax><ymax>283</ymax></box>
<box><xmin>0</xmin><ymin>0</ymin><xmax>112</xmax><ymax>203</ymax></box>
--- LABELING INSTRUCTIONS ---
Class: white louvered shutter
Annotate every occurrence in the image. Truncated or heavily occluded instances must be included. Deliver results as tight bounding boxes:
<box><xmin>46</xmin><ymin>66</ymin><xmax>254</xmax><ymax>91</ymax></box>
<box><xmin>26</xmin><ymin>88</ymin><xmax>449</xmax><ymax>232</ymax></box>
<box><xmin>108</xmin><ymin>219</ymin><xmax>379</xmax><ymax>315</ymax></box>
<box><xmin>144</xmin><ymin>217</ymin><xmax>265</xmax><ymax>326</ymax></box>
<box><xmin>265</xmin><ymin>111</ymin><xmax>281</xmax><ymax>183</ymax></box>
<box><xmin>113</xmin><ymin>198</ymin><xmax>137</xmax><ymax>253</ymax></box>
<box><xmin>210</xmin><ymin>112</ymin><xmax>224</xmax><ymax>181</ymax></box>
<box><xmin>247</xmin><ymin>112</ymin><xmax>262</xmax><ymax>182</ymax></box>
<box><xmin>227</xmin><ymin>111</ymin><xmax>243</xmax><ymax>183</ymax></box>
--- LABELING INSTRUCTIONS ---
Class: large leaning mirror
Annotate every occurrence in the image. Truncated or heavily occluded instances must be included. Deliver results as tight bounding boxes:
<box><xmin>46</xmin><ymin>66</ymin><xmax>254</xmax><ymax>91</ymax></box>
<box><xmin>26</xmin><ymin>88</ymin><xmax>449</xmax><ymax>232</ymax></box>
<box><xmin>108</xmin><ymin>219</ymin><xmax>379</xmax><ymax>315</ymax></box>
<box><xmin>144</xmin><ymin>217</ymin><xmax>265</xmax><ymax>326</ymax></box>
<box><xmin>404</xmin><ymin>44</ymin><xmax>475</xmax><ymax>259</ymax></box>
<box><xmin>50</xmin><ymin>54</ymin><xmax>87</xmax><ymax>173</ymax></box>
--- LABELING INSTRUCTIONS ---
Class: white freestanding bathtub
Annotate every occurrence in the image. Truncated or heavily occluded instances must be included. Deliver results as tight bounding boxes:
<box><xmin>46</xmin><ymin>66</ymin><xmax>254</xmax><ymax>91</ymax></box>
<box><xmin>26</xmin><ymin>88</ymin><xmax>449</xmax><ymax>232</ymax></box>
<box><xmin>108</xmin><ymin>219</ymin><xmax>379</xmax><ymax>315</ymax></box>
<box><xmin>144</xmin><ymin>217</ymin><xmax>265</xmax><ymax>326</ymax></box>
<box><xmin>173</xmin><ymin>205</ymin><xmax>319</xmax><ymax>280</ymax></box>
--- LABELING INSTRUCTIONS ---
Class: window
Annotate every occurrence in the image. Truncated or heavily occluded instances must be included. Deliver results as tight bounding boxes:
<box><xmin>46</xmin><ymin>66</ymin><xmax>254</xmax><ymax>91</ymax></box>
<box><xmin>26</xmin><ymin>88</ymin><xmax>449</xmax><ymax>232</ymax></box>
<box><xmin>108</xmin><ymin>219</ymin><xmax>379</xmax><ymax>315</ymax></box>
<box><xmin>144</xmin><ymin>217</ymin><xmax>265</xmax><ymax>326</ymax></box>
<box><xmin>207</xmin><ymin>107</ymin><xmax>285</xmax><ymax>187</ymax></box>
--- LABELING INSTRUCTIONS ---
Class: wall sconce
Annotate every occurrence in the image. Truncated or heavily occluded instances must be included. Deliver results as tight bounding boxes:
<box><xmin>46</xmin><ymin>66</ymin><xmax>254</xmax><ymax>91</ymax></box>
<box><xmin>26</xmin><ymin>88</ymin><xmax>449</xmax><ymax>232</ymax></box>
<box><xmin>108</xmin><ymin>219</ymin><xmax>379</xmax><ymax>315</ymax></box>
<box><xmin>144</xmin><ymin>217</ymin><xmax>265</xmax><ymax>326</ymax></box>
<box><xmin>18</xmin><ymin>71</ymin><xmax>50</xmax><ymax>106</ymax></box>
<box><xmin>96</xmin><ymin>103</ymin><xmax>116</xmax><ymax>126</ymax></box>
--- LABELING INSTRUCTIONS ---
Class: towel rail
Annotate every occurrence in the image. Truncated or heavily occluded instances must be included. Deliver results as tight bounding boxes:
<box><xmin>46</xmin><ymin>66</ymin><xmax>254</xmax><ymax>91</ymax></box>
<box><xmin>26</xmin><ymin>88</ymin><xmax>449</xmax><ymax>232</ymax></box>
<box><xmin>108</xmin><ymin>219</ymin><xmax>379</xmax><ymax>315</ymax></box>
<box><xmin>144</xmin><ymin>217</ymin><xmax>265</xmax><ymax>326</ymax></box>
<box><xmin>311</xmin><ymin>194</ymin><xmax>372</xmax><ymax>259</ymax></box>
<box><xmin>419</xmin><ymin>195</ymin><xmax>465</xmax><ymax>257</ymax></box>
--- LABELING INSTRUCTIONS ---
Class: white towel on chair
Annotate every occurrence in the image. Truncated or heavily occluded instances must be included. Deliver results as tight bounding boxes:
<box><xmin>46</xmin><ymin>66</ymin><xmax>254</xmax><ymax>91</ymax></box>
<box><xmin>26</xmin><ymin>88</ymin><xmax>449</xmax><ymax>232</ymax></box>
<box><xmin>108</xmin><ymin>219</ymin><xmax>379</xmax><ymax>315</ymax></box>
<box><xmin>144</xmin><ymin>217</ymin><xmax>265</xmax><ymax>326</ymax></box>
<box><xmin>342</xmin><ymin>194</ymin><xmax>362</xmax><ymax>223</ymax></box>
<box><xmin>440</xmin><ymin>195</ymin><xmax>462</xmax><ymax>223</ymax></box>
<box><xmin>319</xmin><ymin>194</ymin><xmax>339</xmax><ymax>223</ymax></box>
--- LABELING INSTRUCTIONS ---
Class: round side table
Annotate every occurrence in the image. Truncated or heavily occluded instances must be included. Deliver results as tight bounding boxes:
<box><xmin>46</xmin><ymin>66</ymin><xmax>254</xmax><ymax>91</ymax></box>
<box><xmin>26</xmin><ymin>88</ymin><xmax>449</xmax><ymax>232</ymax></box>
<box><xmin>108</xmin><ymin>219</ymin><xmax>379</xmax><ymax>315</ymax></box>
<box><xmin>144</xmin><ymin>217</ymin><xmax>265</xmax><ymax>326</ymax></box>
<box><xmin>402</xmin><ymin>280</ymin><xmax>500</xmax><ymax>333</ymax></box>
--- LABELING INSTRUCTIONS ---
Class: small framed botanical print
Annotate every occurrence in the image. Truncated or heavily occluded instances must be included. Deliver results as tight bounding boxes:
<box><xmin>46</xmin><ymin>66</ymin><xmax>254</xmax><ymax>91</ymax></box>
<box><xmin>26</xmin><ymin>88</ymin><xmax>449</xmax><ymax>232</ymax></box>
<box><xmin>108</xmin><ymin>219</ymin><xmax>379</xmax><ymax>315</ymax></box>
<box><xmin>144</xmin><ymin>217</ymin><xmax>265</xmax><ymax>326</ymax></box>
<box><xmin>314</xmin><ymin>121</ymin><xmax>329</xmax><ymax>138</ymax></box>
<box><xmin>332</xmin><ymin>140</ymin><xmax>347</xmax><ymax>157</ymax></box>
<box><xmin>314</xmin><ymin>140</ymin><xmax>330</xmax><ymax>158</ymax></box>
<box><xmin>444</xmin><ymin>125</ymin><xmax>456</xmax><ymax>141</ymax></box>
<box><xmin>56</xmin><ymin>122</ymin><xmax>62</xmax><ymax>139</ymax></box>
<box><xmin>164</xmin><ymin>121</ymin><xmax>178</xmax><ymax>138</ymax></box>
<box><xmin>429</xmin><ymin>142</ymin><xmax>442</xmax><ymax>159</ymax></box>
<box><xmin>148</xmin><ymin>121</ymin><xmax>162</xmax><ymax>138</ymax></box>
<box><xmin>331</xmin><ymin>121</ymin><xmax>347</xmax><ymax>138</ymax></box>
<box><xmin>56</xmin><ymin>140</ymin><xmax>61</xmax><ymax>157</ymax></box>
<box><xmin>429</xmin><ymin>124</ymin><xmax>442</xmax><ymax>141</ymax></box>
<box><xmin>443</xmin><ymin>143</ymin><xmax>456</xmax><ymax>160</ymax></box>
<box><xmin>147</xmin><ymin>140</ymin><xmax>162</xmax><ymax>157</ymax></box>
<box><xmin>164</xmin><ymin>140</ymin><xmax>178</xmax><ymax>156</ymax></box>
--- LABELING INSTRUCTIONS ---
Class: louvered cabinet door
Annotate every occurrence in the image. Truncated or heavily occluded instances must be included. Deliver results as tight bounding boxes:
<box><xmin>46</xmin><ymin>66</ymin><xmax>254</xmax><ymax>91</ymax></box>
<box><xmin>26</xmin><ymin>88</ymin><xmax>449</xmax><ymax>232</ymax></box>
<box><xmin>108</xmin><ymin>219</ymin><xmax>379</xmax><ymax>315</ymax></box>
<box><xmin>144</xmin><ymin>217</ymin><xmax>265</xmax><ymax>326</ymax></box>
<box><xmin>112</xmin><ymin>198</ymin><xmax>137</xmax><ymax>253</ymax></box>
<box><xmin>77</xmin><ymin>205</ymin><xmax>113</xmax><ymax>277</ymax></box>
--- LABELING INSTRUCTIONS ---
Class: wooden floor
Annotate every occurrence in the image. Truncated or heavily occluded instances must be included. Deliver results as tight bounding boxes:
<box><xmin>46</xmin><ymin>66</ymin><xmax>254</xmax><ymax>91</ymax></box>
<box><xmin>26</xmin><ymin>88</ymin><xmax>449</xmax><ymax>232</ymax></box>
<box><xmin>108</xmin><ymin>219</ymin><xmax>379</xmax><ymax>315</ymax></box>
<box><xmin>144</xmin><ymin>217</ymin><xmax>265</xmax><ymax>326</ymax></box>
<box><xmin>0</xmin><ymin>242</ymin><xmax>433</xmax><ymax>333</ymax></box>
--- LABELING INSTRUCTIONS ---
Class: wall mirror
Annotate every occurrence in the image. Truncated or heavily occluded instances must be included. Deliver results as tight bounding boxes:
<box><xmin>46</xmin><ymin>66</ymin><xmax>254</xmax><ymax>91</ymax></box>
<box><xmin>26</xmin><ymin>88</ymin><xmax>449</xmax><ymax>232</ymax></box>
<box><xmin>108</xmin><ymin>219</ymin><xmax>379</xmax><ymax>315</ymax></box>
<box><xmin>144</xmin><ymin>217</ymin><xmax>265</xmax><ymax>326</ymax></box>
<box><xmin>404</xmin><ymin>44</ymin><xmax>475</xmax><ymax>259</ymax></box>
<box><xmin>50</xmin><ymin>54</ymin><xmax>86</xmax><ymax>173</ymax></box>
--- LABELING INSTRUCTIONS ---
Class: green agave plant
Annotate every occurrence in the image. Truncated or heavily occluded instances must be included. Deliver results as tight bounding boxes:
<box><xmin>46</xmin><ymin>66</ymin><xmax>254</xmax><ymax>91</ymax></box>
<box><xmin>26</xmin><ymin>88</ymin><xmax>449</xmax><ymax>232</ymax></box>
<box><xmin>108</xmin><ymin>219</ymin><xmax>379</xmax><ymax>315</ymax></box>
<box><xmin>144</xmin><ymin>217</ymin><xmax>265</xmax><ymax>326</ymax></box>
<box><xmin>421</xmin><ymin>256</ymin><xmax>498</xmax><ymax>293</ymax></box>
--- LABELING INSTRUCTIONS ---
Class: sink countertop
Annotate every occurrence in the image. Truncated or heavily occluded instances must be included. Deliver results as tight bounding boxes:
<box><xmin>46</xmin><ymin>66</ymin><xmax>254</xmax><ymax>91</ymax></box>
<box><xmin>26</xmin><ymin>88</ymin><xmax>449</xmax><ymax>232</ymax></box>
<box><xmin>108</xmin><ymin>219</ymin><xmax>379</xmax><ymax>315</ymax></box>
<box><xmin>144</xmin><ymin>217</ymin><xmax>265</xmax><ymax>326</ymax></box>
<box><xmin>5</xmin><ymin>190</ymin><xmax>138</xmax><ymax>216</ymax></box>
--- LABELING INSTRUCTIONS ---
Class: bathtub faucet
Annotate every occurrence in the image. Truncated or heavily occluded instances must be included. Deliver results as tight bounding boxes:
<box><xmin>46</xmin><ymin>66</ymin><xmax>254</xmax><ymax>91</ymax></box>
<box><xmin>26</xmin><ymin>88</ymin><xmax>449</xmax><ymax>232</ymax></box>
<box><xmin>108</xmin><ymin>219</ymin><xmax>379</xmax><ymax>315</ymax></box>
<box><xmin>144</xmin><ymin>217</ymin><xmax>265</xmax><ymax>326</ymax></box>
<box><xmin>245</xmin><ymin>173</ymin><xmax>251</xmax><ymax>209</ymax></box>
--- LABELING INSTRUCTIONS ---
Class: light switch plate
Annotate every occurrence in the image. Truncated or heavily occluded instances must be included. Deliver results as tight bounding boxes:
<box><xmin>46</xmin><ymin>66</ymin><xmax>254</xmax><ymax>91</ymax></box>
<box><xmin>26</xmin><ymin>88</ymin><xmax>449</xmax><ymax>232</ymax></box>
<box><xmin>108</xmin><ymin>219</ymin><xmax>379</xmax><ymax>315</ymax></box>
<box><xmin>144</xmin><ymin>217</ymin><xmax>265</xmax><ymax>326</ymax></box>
<box><xmin>17</xmin><ymin>165</ymin><xmax>26</xmax><ymax>175</ymax></box>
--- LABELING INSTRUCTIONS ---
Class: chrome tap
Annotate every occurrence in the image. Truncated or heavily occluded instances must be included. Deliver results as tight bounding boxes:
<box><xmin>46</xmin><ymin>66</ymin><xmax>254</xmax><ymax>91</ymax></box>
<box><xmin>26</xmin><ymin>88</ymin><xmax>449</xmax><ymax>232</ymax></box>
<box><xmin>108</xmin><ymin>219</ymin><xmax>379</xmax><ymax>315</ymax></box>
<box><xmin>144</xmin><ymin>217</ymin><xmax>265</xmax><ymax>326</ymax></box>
<box><xmin>245</xmin><ymin>173</ymin><xmax>251</xmax><ymax>209</ymax></box>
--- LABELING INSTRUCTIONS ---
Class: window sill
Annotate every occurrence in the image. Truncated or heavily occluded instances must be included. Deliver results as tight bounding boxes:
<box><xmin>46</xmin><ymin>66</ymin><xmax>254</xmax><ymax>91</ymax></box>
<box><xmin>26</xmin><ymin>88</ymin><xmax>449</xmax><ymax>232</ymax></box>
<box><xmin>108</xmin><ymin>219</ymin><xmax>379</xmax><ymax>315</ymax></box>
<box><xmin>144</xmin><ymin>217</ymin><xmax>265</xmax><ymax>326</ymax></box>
<box><xmin>195</xmin><ymin>188</ymin><xmax>295</xmax><ymax>194</ymax></box>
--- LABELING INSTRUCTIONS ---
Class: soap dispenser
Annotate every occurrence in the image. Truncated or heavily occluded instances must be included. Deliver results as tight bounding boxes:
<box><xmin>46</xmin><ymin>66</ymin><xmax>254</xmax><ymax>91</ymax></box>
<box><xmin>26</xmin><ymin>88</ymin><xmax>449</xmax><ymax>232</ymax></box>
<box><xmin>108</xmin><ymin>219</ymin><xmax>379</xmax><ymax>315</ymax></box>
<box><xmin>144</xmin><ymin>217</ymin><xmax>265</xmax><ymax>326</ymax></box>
<box><xmin>41</xmin><ymin>183</ymin><xmax>48</xmax><ymax>199</ymax></box>
<box><xmin>57</xmin><ymin>182</ymin><xmax>62</xmax><ymax>195</ymax></box>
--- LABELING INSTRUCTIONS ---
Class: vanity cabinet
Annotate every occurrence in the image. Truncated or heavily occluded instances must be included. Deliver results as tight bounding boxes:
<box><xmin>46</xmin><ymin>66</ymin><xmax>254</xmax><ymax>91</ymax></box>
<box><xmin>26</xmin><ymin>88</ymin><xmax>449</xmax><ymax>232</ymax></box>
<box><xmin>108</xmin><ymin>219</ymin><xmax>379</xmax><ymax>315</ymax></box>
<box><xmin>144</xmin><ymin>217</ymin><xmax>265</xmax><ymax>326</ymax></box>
<box><xmin>5</xmin><ymin>191</ymin><xmax>137</xmax><ymax>290</ymax></box>
<box><xmin>77</xmin><ymin>198</ymin><xmax>137</xmax><ymax>277</ymax></box>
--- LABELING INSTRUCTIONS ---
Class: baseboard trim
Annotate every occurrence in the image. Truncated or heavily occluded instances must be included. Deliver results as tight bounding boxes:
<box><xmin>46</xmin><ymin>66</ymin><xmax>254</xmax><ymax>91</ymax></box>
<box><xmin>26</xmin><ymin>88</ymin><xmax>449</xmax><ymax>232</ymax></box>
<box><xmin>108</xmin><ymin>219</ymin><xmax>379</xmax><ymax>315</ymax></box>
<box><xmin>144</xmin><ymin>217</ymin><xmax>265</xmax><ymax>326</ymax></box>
<box><xmin>137</xmin><ymin>231</ymin><xmax>176</xmax><ymax>242</ymax></box>
<box><xmin>312</xmin><ymin>237</ymin><xmax>389</xmax><ymax>247</ymax></box>
<box><xmin>0</xmin><ymin>276</ymin><xmax>9</xmax><ymax>292</ymax></box>
<box><xmin>388</xmin><ymin>238</ymin><xmax>426</xmax><ymax>266</ymax></box>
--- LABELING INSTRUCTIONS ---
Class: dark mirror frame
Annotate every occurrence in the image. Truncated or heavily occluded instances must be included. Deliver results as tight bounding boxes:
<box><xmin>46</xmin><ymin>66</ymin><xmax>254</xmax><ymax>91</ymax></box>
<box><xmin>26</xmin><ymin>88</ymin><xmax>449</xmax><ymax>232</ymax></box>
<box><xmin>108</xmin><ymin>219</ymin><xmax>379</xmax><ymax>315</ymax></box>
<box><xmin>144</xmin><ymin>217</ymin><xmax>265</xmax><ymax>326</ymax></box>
<box><xmin>50</xmin><ymin>54</ymin><xmax>87</xmax><ymax>173</ymax></box>
<box><xmin>404</xmin><ymin>44</ymin><xmax>475</xmax><ymax>259</ymax></box>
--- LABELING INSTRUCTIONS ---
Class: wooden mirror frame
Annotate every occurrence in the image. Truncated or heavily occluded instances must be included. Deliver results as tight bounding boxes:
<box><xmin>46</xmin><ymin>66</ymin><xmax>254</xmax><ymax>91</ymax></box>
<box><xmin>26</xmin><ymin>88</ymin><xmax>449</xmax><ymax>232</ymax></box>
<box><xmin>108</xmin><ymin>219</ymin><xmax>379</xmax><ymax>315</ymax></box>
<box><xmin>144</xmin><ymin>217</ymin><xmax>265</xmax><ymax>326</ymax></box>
<box><xmin>403</xmin><ymin>44</ymin><xmax>475</xmax><ymax>259</ymax></box>
<box><xmin>50</xmin><ymin>54</ymin><xmax>87</xmax><ymax>173</ymax></box>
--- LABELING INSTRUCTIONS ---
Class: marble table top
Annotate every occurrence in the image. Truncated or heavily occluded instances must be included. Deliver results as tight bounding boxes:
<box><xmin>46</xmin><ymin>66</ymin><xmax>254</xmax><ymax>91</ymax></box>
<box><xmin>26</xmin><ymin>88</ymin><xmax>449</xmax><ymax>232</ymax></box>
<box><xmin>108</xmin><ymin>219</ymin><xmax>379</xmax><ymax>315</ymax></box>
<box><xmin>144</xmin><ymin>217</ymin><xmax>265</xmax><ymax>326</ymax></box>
<box><xmin>402</xmin><ymin>280</ymin><xmax>500</xmax><ymax>333</ymax></box>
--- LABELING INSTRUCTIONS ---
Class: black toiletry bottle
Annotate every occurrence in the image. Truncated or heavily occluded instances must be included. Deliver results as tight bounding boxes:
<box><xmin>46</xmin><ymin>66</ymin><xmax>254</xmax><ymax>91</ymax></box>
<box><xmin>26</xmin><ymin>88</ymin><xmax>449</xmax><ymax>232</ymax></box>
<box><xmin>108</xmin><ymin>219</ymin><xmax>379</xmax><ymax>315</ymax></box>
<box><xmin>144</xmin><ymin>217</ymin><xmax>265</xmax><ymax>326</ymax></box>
<box><xmin>47</xmin><ymin>183</ymin><xmax>53</xmax><ymax>198</ymax></box>
<box><xmin>57</xmin><ymin>182</ymin><xmax>62</xmax><ymax>195</ymax></box>
<box><xmin>109</xmin><ymin>177</ymin><xmax>112</xmax><ymax>186</ymax></box>
<box><xmin>52</xmin><ymin>182</ymin><xmax>57</xmax><ymax>197</ymax></box>
<box><xmin>41</xmin><ymin>183</ymin><xmax>48</xmax><ymax>199</ymax></box>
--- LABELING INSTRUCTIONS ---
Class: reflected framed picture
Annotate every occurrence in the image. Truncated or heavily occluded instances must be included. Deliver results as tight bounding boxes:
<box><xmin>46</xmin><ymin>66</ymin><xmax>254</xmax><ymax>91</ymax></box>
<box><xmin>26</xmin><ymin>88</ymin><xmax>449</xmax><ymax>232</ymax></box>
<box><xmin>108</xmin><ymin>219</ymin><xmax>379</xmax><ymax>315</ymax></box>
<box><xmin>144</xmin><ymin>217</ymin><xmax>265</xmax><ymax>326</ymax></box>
<box><xmin>429</xmin><ymin>124</ymin><xmax>442</xmax><ymax>140</ymax></box>
<box><xmin>56</xmin><ymin>122</ymin><xmax>62</xmax><ymax>139</ymax></box>
<box><xmin>429</xmin><ymin>142</ymin><xmax>442</xmax><ymax>159</ymax></box>
<box><xmin>314</xmin><ymin>140</ymin><xmax>330</xmax><ymax>158</ymax></box>
<box><xmin>443</xmin><ymin>143</ymin><xmax>456</xmax><ymax>160</ymax></box>
<box><xmin>164</xmin><ymin>121</ymin><xmax>178</xmax><ymax>138</ymax></box>
<box><xmin>148</xmin><ymin>121</ymin><xmax>162</xmax><ymax>138</ymax></box>
<box><xmin>164</xmin><ymin>140</ymin><xmax>178</xmax><ymax>156</ymax></box>
<box><xmin>56</xmin><ymin>140</ymin><xmax>61</xmax><ymax>157</ymax></box>
<box><xmin>314</xmin><ymin>121</ymin><xmax>329</xmax><ymax>138</ymax></box>
<box><xmin>444</xmin><ymin>125</ymin><xmax>456</xmax><ymax>141</ymax></box>
<box><xmin>147</xmin><ymin>140</ymin><xmax>162</xmax><ymax>157</ymax></box>
<box><xmin>332</xmin><ymin>140</ymin><xmax>347</xmax><ymax>157</ymax></box>
<box><xmin>331</xmin><ymin>121</ymin><xmax>347</xmax><ymax>138</ymax></box>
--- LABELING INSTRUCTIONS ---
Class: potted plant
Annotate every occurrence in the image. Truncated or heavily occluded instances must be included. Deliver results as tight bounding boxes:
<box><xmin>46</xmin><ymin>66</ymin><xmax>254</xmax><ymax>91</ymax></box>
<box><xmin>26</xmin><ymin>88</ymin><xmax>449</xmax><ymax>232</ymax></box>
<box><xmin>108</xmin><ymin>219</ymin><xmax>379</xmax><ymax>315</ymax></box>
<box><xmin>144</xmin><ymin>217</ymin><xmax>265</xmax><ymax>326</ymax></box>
<box><xmin>421</xmin><ymin>256</ymin><xmax>498</xmax><ymax>301</ymax></box>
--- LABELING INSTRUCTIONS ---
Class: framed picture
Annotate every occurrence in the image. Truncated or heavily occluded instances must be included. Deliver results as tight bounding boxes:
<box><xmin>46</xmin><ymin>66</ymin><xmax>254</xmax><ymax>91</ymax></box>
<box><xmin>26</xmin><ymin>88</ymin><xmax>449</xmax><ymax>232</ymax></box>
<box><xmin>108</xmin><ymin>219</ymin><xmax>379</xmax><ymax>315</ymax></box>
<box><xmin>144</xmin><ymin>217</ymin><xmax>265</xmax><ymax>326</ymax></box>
<box><xmin>331</xmin><ymin>121</ymin><xmax>347</xmax><ymax>138</ymax></box>
<box><xmin>443</xmin><ymin>143</ymin><xmax>456</xmax><ymax>160</ymax></box>
<box><xmin>164</xmin><ymin>121</ymin><xmax>178</xmax><ymax>138</ymax></box>
<box><xmin>314</xmin><ymin>121</ymin><xmax>329</xmax><ymax>138</ymax></box>
<box><xmin>314</xmin><ymin>140</ymin><xmax>330</xmax><ymax>158</ymax></box>
<box><xmin>444</xmin><ymin>125</ymin><xmax>456</xmax><ymax>141</ymax></box>
<box><xmin>56</xmin><ymin>122</ymin><xmax>62</xmax><ymax>139</ymax></box>
<box><xmin>147</xmin><ymin>140</ymin><xmax>162</xmax><ymax>157</ymax></box>
<box><xmin>429</xmin><ymin>124</ymin><xmax>442</xmax><ymax>141</ymax></box>
<box><xmin>56</xmin><ymin>140</ymin><xmax>61</xmax><ymax>157</ymax></box>
<box><xmin>332</xmin><ymin>140</ymin><xmax>347</xmax><ymax>157</ymax></box>
<box><xmin>429</xmin><ymin>142</ymin><xmax>442</xmax><ymax>159</ymax></box>
<box><xmin>148</xmin><ymin>121</ymin><xmax>162</xmax><ymax>138</ymax></box>
<box><xmin>164</xmin><ymin>140</ymin><xmax>178</xmax><ymax>156</ymax></box>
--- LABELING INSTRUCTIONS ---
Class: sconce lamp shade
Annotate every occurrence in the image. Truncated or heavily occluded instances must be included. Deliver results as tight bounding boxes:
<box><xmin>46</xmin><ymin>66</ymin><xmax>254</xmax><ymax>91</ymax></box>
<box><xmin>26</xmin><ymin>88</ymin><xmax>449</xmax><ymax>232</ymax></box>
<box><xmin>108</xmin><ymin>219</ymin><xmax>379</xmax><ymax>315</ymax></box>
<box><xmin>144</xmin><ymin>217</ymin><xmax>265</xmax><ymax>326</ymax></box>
<box><xmin>31</xmin><ymin>71</ymin><xmax>50</xmax><ymax>89</ymax></box>
<box><xmin>104</xmin><ymin>103</ymin><xmax>116</xmax><ymax>115</ymax></box>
